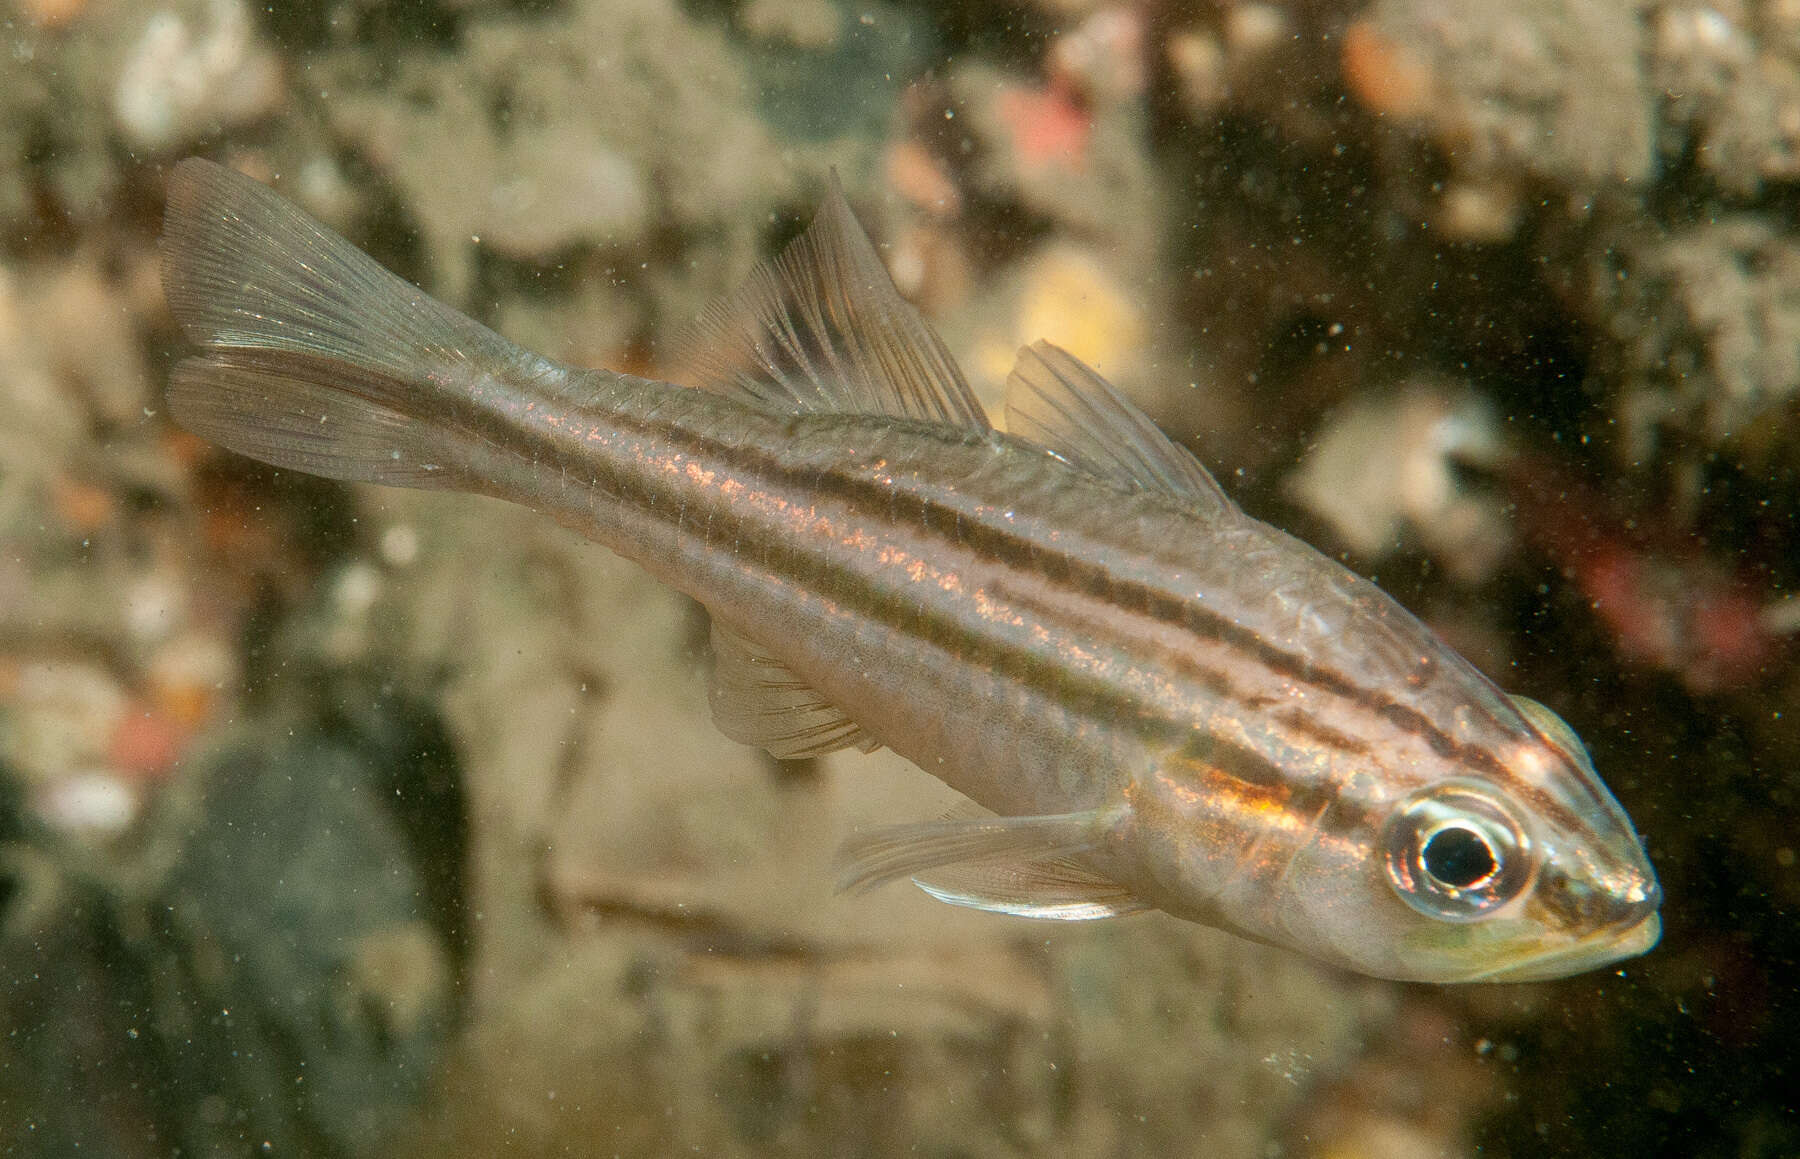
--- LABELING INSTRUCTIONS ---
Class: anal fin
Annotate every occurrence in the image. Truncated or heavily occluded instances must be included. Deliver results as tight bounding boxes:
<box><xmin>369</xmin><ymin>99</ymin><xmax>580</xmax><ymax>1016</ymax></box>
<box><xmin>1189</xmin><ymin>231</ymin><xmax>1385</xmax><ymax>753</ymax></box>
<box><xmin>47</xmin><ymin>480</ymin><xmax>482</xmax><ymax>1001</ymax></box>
<box><xmin>836</xmin><ymin>806</ymin><xmax>1120</xmax><ymax>896</ymax></box>
<box><xmin>707</xmin><ymin>622</ymin><xmax>880</xmax><ymax>760</ymax></box>
<box><xmin>915</xmin><ymin>856</ymin><xmax>1149</xmax><ymax>921</ymax></box>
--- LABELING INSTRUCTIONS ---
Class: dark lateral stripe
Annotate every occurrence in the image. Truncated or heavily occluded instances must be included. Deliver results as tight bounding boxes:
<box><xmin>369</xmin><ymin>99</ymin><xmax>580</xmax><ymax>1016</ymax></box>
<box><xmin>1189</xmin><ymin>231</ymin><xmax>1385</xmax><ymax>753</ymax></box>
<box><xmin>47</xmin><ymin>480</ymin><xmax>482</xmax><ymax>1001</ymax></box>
<box><xmin>983</xmin><ymin>575</ymin><xmax>1405</xmax><ymax>794</ymax></box>
<box><xmin>1149</xmin><ymin>736</ymin><xmax>1380</xmax><ymax>847</ymax></box>
<box><xmin>990</xmin><ymin>574</ymin><xmax>1251</xmax><ymax>704</ymax></box>
<box><xmin>1175</xmin><ymin>732</ymin><xmax>1288</xmax><ymax>789</ymax></box>
<box><xmin>1276</xmin><ymin>709</ymin><xmax>1374</xmax><ymax>758</ymax></box>
<box><xmin>474</xmin><ymin>386</ymin><xmax>1595</xmax><ymax>830</ymax></box>
<box><xmin>559</xmin><ymin>399</ymin><xmax>1514</xmax><ymax>773</ymax></box>
<box><xmin>743</xmin><ymin>524</ymin><xmax>1196</xmax><ymax>748</ymax></box>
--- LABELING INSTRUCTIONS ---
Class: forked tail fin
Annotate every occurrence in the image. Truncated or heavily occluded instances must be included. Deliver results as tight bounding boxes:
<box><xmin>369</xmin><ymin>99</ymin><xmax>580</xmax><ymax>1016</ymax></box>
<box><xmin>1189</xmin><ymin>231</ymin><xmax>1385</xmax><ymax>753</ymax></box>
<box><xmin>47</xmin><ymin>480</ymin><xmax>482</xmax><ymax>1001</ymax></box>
<box><xmin>161</xmin><ymin>157</ymin><xmax>558</xmax><ymax>490</ymax></box>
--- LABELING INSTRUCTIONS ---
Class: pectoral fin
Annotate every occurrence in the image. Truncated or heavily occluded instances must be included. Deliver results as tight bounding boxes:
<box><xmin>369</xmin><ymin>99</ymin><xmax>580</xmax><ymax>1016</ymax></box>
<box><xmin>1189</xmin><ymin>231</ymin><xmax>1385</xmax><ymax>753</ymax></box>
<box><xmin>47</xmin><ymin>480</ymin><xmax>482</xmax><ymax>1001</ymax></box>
<box><xmin>836</xmin><ymin>807</ymin><xmax>1119</xmax><ymax>895</ymax></box>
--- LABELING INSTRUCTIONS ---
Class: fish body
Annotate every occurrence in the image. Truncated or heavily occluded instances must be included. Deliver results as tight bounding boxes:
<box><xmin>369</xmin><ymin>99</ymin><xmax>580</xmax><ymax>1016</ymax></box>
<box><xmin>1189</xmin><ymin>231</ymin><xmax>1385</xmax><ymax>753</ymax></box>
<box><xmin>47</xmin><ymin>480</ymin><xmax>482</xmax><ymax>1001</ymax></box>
<box><xmin>161</xmin><ymin>158</ymin><xmax>1660</xmax><ymax>982</ymax></box>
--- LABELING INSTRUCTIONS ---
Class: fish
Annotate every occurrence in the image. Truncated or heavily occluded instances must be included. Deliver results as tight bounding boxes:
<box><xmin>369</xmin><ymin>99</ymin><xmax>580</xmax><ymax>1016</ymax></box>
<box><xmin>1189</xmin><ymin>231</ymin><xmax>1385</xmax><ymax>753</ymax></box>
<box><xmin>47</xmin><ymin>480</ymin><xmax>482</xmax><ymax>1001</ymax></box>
<box><xmin>159</xmin><ymin>156</ymin><xmax>1660</xmax><ymax>983</ymax></box>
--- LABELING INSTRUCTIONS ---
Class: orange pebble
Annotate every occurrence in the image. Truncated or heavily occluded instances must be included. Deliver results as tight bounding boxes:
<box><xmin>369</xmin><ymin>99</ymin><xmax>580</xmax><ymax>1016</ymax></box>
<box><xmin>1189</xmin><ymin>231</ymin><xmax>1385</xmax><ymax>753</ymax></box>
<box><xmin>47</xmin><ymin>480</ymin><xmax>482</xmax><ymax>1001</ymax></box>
<box><xmin>997</xmin><ymin>80</ymin><xmax>1092</xmax><ymax>174</ymax></box>
<box><xmin>51</xmin><ymin>473</ymin><xmax>115</xmax><ymax>534</ymax></box>
<box><xmin>1341</xmin><ymin>20</ymin><xmax>1435</xmax><ymax>119</ymax></box>
<box><xmin>163</xmin><ymin>427</ymin><xmax>214</xmax><ymax>470</ymax></box>
<box><xmin>109</xmin><ymin>704</ymin><xmax>186</xmax><ymax>781</ymax></box>
<box><xmin>153</xmin><ymin>681</ymin><xmax>215</xmax><ymax>732</ymax></box>
<box><xmin>20</xmin><ymin>0</ymin><xmax>87</xmax><ymax>29</ymax></box>
<box><xmin>885</xmin><ymin>140</ymin><xmax>962</xmax><ymax>216</ymax></box>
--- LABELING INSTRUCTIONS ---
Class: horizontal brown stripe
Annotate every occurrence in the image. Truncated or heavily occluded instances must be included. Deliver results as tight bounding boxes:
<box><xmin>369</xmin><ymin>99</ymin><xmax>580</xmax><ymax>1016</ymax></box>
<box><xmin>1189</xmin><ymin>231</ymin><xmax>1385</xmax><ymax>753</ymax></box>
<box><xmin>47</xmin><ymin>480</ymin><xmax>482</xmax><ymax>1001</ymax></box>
<box><xmin>410</xmin><ymin>374</ymin><xmax>1586</xmax><ymax>835</ymax></box>
<box><xmin>571</xmin><ymin>400</ymin><xmax>1513</xmax><ymax>768</ymax></box>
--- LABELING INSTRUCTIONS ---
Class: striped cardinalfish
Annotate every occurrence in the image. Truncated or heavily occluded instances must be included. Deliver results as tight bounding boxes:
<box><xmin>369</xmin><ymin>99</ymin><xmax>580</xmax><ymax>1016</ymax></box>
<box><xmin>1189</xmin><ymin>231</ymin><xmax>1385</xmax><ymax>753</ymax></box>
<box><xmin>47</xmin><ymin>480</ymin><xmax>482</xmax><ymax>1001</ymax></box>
<box><xmin>160</xmin><ymin>157</ymin><xmax>1659</xmax><ymax>982</ymax></box>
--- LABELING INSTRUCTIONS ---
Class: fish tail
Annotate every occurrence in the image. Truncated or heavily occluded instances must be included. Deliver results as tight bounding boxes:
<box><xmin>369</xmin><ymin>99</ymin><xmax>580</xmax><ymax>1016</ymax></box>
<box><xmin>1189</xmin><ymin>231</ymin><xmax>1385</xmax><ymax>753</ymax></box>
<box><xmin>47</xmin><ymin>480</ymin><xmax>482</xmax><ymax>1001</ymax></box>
<box><xmin>161</xmin><ymin>158</ymin><xmax>557</xmax><ymax>491</ymax></box>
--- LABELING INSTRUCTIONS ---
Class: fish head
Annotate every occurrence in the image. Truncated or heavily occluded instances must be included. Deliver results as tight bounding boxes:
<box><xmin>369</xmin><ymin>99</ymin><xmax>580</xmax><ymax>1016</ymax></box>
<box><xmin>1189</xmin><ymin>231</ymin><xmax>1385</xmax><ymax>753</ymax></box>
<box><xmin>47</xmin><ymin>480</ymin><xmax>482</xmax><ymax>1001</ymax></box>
<box><xmin>1135</xmin><ymin>687</ymin><xmax>1661</xmax><ymax>983</ymax></box>
<box><xmin>1279</xmin><ymin>694</ymin><xmax>1661</xmax><ymax>983</ymax></box>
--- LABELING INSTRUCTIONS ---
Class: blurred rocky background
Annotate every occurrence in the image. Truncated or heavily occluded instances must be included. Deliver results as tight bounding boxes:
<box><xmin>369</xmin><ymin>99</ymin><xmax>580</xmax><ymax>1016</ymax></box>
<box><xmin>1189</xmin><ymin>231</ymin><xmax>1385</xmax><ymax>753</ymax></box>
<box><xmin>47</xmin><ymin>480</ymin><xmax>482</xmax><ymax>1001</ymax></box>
<box><xmin>1</xmin><ymin>0</ymin><xmax>1797</xmax><ymax>1154</ymax></box>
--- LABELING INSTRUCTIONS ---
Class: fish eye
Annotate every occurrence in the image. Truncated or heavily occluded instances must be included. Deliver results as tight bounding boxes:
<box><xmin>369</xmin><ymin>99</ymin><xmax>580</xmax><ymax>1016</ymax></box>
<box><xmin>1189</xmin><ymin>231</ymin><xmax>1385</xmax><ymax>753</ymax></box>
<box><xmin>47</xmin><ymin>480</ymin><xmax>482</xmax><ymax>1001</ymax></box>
<box><xmin>1382</xmin><ymin>782</ymin><xmax>1535</xmax><ymax>922</ymax></box>
<box><xmin>1421</xmin><ymin>823</ymin><xmax>1496</xmax><ymax>888</ymax></box>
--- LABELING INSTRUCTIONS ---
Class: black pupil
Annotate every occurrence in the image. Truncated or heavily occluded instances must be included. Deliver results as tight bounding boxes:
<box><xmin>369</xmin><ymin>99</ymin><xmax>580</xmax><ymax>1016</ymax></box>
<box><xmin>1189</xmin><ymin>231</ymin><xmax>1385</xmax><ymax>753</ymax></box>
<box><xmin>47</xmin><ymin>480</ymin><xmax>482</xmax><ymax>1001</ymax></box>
<box><xmin>1422</xmin><ymin>826</ymin><xmax>1496</xmax><ymax>888</ymax></box>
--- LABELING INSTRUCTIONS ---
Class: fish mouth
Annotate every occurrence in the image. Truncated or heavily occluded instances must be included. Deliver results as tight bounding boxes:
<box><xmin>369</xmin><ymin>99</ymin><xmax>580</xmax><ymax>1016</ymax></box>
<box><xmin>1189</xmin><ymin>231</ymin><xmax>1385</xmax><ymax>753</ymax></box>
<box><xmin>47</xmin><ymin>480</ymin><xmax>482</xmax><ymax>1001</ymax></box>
<box><xmin>1462</xmin><ymin>910</ymin><xmax>1662</xmax><ymax>983</ymax></box>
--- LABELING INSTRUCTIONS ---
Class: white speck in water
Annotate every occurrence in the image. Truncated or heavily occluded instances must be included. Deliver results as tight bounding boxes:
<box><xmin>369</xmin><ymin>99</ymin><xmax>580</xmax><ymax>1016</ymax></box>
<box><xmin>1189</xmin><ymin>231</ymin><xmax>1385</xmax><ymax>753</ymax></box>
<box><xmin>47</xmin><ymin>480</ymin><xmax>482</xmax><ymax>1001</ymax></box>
<box><xmin>333</xmin><ymin>561</ymin><xmax>382</xmax><ymax>616</ymax></box>
<box><xmin>36</xmin><ymin>771</ymin><xmax>138</xmax><ymax>837</ymax></box>
<box><xmin>380</xmin><ymin>524</ymin><xmax>420</xmax><ymax>567</ymax></box>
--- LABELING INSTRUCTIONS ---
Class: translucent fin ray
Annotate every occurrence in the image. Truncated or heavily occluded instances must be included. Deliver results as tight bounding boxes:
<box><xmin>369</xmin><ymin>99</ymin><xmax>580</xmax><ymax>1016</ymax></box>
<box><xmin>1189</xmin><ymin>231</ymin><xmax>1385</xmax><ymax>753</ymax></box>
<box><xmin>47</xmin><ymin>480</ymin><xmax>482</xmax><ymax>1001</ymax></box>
<box><xmin>163</xmin><ymin>157</ymin><xmax>555</xmax><ymax>390</ymax></box>
<box><xmin>836</xmin><ymin>808</ymin><xmax>1114</xmax><ymax>894</ymax></box>
<box><xmin>161</xmin><ymin>158</ymin><xmax>573</xmax><ymax>489</ymax></box>
<box><xmin>1005</xmin><ymin>341</ymin><xmax>1236</xmax><ymax>516</ymax></box>
<box><xmin>1510</xmin><ymin>694</ymin><xmax>1597</xmax><ymax>774</ymax></box>
<box><xmin>169</xmin><ymin>350</ymin><xmax>477</xmax><ymax>489</ymax></box>
<box><xmin>707</xmin><ymin>623</ymin><xmax>880</xmax><ymax>759</ymax></box>
<box><xmin>671</xmin><ymin>175</ymin><xmax>990</xmax><ymax>430</ymax></box>
<box><xmin>914</xmin><ymin>855</ymin><xmax>1150</xmax><ymax>920</ymax></box>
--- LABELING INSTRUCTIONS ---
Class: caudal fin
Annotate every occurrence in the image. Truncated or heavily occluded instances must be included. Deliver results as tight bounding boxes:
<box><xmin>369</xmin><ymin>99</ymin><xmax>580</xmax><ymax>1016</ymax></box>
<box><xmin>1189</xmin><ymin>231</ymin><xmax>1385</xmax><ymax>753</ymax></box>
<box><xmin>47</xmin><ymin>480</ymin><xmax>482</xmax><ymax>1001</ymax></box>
<box><xmin>161</xmin><ymin>157</ymin><xmax>553</xmax><ymax>489</ymax></box>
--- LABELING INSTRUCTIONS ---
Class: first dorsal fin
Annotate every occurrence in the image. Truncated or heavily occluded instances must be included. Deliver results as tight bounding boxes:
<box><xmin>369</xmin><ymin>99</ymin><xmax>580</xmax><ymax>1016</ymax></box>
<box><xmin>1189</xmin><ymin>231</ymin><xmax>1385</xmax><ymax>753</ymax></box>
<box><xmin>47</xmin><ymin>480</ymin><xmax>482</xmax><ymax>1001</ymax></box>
<box><xmin>670</xmin><ymin>174</ymin><xmax>991</xmax><ymax>431</ymax></box>
<box><xmin>1004</xmin><ymin>341</ymin><xmax>1237</xmax><ymax>519</ymax></box>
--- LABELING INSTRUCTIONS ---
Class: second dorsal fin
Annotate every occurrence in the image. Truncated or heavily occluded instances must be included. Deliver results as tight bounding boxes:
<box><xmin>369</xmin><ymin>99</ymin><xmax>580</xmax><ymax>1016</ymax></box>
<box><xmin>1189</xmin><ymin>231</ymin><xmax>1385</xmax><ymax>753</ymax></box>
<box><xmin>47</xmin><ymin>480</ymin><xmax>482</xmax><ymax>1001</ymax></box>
<box><xmin>1005</xmin><ymin>341</ymin><xmax>1238</xmax><ymax>519</ymax></box>
<box><xmin>670</xmin><ymin>175</ymin><xmax>990</xmax><ymax>431</ymax></box>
